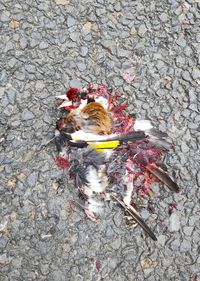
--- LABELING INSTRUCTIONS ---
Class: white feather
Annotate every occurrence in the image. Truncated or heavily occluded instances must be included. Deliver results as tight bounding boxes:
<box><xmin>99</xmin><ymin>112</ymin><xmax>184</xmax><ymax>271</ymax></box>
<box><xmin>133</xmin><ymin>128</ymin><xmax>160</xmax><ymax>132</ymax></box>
<box><xmin>87</xmin><ymin>198</ymin><xmax>104</xmax><ymax>214</ymax></box>
<box><xmin>58</xmin><ymin>100</ymin><xmax>72</xmax><ymax>109</ymax></box>
<box><xmin>104</xmin><ymin>193</ymin><xmax>111</xmax><ymax>201</ymax></box>
<box><xmin>78</xmin><ymin>99</ymin><xmax>88</xmax><ymax>110</ymax></box>
<box><xmin>83</xmin><ymin>165</ymin><xmax>108</xmax><ymax>214</ymax></box>
<box><xmin>81</xmin><ymin>87</ymin><xmax>88</xmax><ymax>92</ymax></box>
<box><xmin>55</xmin><ymin>95</ymin><xmax>67</xmax><ymax>99</ymax></box>
<box><xmin>123</xmin><ymin>173</ymin><xmax>134</xmax><ymax>206</ymax></box>
<box><xmin>55</xmin><ymin>129</ymin><xmax>60</xmax><ymax>137</ymax></box>
<box><xmin>98</xmin><ymin>167</ymin><xmax>108</xmax><ymax>189</ymax></box>
<box><xmin>95</xmin><ymin>96</ymin><xmax>109</xmax><ymax>109</ymax></box>
<box><xmin>71</xmin><ymin>130</ymin><xmax>117</xmax><ymax>141</ymax></box>
<box><xmin>82</xmin><ymin>186</ymin><xmax>93</xmax><ymax>197</ymax></box>
<box><xmin>104</xmin><ymin>149</ymin><xmax>113</xmax><ymax>159</ymax></box>
<box><xmin>134</xmin><ymin>120</ymin><xmax>153</xmax><ymax>131</ymax></box>
<box><xmin>86</xmin><ymin>166</ymin><xmax>105</xmax><ymax>193</ymax></box>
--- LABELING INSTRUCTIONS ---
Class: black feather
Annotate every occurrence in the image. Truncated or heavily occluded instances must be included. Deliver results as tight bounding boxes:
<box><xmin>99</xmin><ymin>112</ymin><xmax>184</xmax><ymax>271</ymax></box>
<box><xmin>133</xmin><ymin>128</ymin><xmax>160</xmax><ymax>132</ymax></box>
<box><xmin>87</xmin><ymin>131</ymin><xmax>146</xmax><ymax>143</ymax></box>
<box><xmin>112</xmin><ymin>195</ymin><xmax>157</xmax><ymax>241</ymax></box>
<box><xmin>146</xmin><ymin>164</ymin><xmax>179</xmax><ymax>193</ymax></box>
<box><xmin>147</xmin><ymin>129</ymin><xmax>172</xmax><ymax>151</ymax></box>
<box><xmin>69</xmin><ymin>159</ymin><xmax>89</xmax><ymax>187</ymax></box>
<box><xmin>69</xmin><ymin>148</ymin><xmax>106</xmax><ymax>188</ymax></box>
<box><xmin>87</xmin><ymin>97</ymin><xmax>95</xmax><ymax>104</ymax></box>
<box><xmin>68</xmin><ymin>140</ymin><xmax>88</xmax><ymax>148</ymax></box>
<box><xmin>82</xmin><ymin>148</ymin><xmax>105</xmax><ymax>168</ymax></box>
<box><xmin>148</xmin><ymin>128</ymin><xmax>168</xmax><ymax>138</ymax></box>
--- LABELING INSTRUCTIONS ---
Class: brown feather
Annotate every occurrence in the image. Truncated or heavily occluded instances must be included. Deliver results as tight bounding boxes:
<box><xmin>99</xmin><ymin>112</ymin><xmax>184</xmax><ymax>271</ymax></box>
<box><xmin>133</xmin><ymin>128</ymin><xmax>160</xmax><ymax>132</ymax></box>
<box><xmin>112</xmin><ymin>195</ymin><xmax>157</xmax><ymax>241</ymax></box>
<box><xmin>80</xmin><ymin>102</ymin><xmax>112</xmax><ymax>134</ymax></box>
<box><xmin>63</xmin><ymin>102</ymin><xmax>112</xmax><ymax>134</ymax></box>
<box><xmin>146</xmin><ymin>163</ymin><xmax>179</xmax><ymax>193</ymax></box>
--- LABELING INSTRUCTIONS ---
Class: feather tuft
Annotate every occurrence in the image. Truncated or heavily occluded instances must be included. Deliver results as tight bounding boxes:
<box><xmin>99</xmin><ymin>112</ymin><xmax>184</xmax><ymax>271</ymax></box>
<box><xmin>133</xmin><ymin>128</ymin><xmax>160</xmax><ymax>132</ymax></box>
<box><xmin>86</xmin><ymin>166</ymin><xmax>106</xmax><ymax>193</ymax></box>
<box><xmin>134</xmin><ymin>120</ymin><xmax>153</xmax><ymax>131</ymax></box>
<box><xmin>87</xmin><ymin>198</ymin><xmax>104</xmax><ymax>214</ymax></box>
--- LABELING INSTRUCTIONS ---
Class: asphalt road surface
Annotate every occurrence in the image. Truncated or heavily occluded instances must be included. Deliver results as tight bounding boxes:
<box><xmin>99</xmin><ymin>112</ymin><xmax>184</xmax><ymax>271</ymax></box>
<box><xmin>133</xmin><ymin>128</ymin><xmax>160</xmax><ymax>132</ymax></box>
<box><xmin>0</xmin><ymin>0</ymin><xmax>200</xmax><ymax>280</ymax></box>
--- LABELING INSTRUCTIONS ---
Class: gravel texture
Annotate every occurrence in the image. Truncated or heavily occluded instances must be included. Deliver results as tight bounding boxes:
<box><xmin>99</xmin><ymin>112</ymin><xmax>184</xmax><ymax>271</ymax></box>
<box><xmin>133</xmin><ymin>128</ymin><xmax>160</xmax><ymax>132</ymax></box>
<box><xmin>0</xmin><ymin>0</ymin><xmax>200</xmax><ymax>280</ymax></box>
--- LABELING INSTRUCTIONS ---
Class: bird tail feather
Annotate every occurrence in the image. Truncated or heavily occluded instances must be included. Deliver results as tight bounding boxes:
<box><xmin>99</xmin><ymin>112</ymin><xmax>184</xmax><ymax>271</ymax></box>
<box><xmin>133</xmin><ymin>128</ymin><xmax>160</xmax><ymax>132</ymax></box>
<box><xmin>112</xmin><ymin>195</ymin><xmax>157</xmax><ymax>241</ymax></box>
<box><xmin>145</xmin><ymin>163</ymin><xmax>179</xmax><ymax>193</ymax></box>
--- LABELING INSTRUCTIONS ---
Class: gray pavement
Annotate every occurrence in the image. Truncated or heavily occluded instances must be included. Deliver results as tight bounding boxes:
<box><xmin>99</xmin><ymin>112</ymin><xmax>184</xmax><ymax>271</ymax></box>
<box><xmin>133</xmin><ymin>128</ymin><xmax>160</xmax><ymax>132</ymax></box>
<box><xmin>0</xmin><ymin>0</ymin><xmax>200</xmax><ymax>280</ymax></box>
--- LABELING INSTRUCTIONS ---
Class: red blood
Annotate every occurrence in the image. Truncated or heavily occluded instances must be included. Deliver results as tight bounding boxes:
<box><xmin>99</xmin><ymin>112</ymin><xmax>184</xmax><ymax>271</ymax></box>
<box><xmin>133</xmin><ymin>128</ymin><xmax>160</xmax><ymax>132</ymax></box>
<box><xmin>96</xmin><ymin>260</ymin><xmax>101</xmax><ymax>271</ymax></box>
<box><xmin>55</xmin><ymin>156</ymin><xmax>70</xmax><ymax>169</ymax></box>
<box><xmin>66</xmin><ymin>88</ymin><xmax>79</xmax><ymax>101</ymax></box>
<box><xmin>64</xmin><ymin>105</ymin><xmax>77</xmax><ymax>111</ymax></box>
<box><xmin>168</xmin><ymin>203</ymin><xmax>177</xmax><ymax>215</ymax></box>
